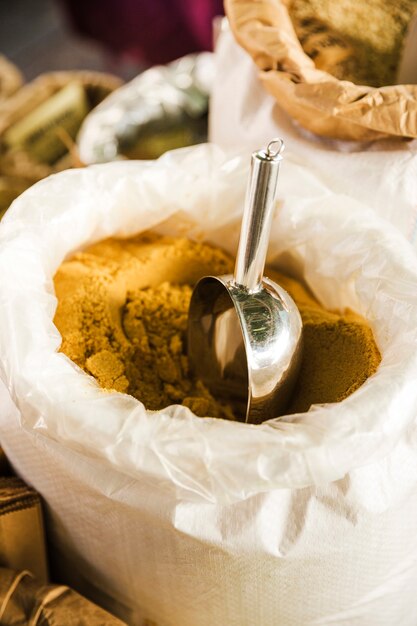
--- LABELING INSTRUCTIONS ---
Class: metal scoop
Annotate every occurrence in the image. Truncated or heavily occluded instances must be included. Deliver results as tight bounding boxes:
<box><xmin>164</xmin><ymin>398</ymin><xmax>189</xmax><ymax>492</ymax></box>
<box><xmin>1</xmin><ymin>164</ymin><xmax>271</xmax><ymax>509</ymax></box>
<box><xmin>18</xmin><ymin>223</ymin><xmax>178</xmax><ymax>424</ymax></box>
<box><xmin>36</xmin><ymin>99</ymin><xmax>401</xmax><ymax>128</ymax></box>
<box><xmin>187</xmin><ymin>139</ymin><xmax>303</xmax><ymax>424</ymax></box>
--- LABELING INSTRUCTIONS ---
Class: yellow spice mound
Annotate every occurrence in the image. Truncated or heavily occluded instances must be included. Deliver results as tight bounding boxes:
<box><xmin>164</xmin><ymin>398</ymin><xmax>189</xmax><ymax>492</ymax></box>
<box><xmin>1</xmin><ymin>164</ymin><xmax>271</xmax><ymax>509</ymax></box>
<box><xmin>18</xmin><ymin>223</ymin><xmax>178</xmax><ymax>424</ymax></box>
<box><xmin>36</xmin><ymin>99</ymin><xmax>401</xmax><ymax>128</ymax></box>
<box><xmin>53</xmin><ymin>234</ymin><xmax>381</xmax><ymax>418</ymax></box>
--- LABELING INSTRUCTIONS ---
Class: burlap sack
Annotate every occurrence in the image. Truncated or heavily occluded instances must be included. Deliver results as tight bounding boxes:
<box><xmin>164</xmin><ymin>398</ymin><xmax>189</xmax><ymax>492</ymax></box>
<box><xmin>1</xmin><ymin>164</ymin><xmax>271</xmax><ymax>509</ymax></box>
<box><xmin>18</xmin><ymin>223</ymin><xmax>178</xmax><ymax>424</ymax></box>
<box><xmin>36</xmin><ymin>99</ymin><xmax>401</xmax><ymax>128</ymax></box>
<box><xmin>225</xmin><ymin>0</ymin><xmax>417</xmax><ymax>141</ymax></box>
<box><xmin>0</xmin><ymin>71</ymin><xmax>122</xmax><ymax>196</ymax></box>
<box><xmin>0</xmin><ymin>56</ymin><xmax>22</xmax><ymax>102</ymax></box>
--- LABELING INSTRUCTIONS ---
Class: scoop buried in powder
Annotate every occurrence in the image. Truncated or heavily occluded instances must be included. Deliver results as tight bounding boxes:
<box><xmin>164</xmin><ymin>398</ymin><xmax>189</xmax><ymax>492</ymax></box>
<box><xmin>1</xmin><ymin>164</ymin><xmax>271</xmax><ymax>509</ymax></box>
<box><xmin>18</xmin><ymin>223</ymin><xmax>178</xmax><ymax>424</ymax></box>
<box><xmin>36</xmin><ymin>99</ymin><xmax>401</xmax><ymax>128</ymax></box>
<box><xmin>53</xmin><ymin>233</ymin><xmax>381</xmax><ymax>419</ymax></box>
<box><xmin>187</xmin><ymin>140</ymin><xmax>303</xmax><ymax>424</ymax></box>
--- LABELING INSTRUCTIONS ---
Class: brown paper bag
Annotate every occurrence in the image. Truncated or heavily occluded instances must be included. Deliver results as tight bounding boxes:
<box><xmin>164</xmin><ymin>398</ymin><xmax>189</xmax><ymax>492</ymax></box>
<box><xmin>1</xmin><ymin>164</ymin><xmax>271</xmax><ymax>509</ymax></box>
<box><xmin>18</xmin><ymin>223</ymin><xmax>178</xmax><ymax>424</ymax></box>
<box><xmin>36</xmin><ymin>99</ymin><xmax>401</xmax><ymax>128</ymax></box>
<box><xmin>225</xmin><ymin>0</ymin><xmax>417</xmax><ymax>141</ymax></box>
<box><xmin>0</xmin><ymin>568</ymin><xmax>127</xmax><ymax>625</ymax></box>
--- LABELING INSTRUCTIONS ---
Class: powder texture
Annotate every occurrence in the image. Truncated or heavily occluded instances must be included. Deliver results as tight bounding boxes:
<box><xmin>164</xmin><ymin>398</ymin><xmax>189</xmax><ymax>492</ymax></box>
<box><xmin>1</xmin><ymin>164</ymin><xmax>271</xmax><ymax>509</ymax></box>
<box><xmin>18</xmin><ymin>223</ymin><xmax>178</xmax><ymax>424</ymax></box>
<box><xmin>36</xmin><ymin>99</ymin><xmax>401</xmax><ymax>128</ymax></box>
<box><xmin>272</xmin><ymin>272</ymin><xmax>381</xmax><ymax>413</ymax></box>
<box><xmin>289</xmin><ymin>0</ymin><xmax>417</xmax><ymax>86</ymax></box>
<box><xmin>54</xmin><ymin>234</ymin><xmax>235</xmax><ymax>418</ymax></box>
<box><xmin>54</xmin><ymin>234</ymin><xmax>381</xmax><ymax>418</ymax></box>
<box><xmin>121</xmin><ymin>282</ymin><xmax>234</xmax><ymax>418</ymax></box>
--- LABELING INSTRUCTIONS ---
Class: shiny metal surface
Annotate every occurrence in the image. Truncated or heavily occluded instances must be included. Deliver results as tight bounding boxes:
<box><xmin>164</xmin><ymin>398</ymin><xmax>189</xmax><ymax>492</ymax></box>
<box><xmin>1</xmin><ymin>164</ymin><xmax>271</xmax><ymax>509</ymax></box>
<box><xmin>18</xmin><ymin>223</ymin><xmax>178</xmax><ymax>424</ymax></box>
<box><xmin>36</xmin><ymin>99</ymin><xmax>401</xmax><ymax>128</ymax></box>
<box><xmin>235</xmin><ymin>139</ymin><xmax>284</xmax><ymax>292</ymax></box>
<box><xmin>188</xmin><ymin>139</ymin><xmax>303</xmax><ymax>424</ymax></box>
<box><xmin>78</xmin><ymin>52</ymin><xmax>213</xmax><ymax>164</ymax></box>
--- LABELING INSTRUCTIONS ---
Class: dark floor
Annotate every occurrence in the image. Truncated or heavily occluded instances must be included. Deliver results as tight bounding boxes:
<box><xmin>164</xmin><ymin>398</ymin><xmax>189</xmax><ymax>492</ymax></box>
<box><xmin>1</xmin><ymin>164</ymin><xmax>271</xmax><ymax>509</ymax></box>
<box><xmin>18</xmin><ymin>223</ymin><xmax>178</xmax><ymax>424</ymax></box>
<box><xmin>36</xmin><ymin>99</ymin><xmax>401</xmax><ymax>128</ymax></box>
<box><xmin>0</xmin><ymin>0</ymin><xmax>141</xmax><ymax>81</ymax></box>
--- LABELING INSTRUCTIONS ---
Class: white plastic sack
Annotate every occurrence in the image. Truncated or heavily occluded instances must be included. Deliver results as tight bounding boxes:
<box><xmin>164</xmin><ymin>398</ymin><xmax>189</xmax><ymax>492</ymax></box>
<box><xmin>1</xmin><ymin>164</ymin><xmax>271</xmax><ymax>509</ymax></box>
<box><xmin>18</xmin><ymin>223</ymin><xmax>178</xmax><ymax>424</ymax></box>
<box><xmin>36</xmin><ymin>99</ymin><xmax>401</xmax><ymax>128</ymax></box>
<box><xmin>210</xmin><ymin>25</ymin><xmax>417</xmax><ymax>252</ymax></box>
<box><xmin>1</xmin><ymin>144</ymin><xmax>417</xmax><ymax>625</ymax></box>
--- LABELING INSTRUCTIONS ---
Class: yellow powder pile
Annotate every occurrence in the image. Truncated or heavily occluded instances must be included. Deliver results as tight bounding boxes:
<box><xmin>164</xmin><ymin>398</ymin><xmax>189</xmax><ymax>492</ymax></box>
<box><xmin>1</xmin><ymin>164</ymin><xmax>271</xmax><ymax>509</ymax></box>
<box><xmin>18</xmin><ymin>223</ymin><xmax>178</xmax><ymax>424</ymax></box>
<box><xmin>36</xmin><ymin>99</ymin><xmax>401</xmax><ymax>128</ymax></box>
<box><xmin>54</xmin><ymin>234</ymin><xmax>234</xmax><ymax>419</ymax></box>
<box><xmin>54</xmin><ymin>234</ymin><xmax>381</xmax><ymax>418</ymax></box>
<box><xmin>121</xmin><ymin>282</ymin><xmax>235</xmax><ymax>418</ymax></box>
<box><xmin>289</xmin><ymin>0</ymin><xmax>417</xmax><ymax>87</ymax></box>
<box><xmin>271</xmin><ymin>271</ymin><xmax>381</xmax><ymax>413</ymax></box>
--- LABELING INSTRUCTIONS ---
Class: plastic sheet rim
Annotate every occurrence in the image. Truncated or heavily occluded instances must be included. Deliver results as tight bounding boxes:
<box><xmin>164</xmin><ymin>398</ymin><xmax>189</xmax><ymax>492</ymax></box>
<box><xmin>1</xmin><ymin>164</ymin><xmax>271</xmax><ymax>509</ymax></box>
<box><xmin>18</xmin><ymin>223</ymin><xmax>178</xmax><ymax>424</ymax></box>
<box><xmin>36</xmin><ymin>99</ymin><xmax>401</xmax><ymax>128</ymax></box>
<box><xmin>0</xmin><ymin>144</ymin><xmax>417</xmax><ymax>504</ymax></box>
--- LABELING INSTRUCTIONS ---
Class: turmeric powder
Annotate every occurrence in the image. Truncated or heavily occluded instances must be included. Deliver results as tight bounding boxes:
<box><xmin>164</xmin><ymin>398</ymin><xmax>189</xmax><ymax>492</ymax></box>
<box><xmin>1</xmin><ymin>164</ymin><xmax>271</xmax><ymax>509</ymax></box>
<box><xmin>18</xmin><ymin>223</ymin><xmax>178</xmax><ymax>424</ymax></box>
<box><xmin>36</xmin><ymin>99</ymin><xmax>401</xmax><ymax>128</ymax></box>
<box><xmin>53</xmin><ymin>234</ymin><xmax>381</xmax><ymax>419</ymax></box>
<box><xmin>271</xmin><ymin>271</ymin><xmax>381</xmax><ymax>413</ymax></box>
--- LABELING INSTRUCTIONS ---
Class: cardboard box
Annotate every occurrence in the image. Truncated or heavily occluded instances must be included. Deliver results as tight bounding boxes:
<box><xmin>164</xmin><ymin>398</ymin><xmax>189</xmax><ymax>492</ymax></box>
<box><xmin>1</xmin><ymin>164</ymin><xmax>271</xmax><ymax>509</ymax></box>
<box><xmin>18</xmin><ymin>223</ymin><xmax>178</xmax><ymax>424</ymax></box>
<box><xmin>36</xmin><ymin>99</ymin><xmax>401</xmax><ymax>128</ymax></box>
<box><xmin>0</xmin><ymin>477</ymin><xmax>48</xmax><ymax>582</ymax></box>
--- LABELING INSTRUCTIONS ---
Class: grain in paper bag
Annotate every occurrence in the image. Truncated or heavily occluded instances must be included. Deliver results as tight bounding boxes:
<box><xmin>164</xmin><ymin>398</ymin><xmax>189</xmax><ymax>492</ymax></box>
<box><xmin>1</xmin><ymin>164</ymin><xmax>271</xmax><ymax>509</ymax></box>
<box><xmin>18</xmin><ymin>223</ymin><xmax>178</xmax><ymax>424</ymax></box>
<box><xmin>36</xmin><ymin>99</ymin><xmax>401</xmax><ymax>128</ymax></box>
<box><xmin>225</xmin><ymin>0</ymin><xmax>417</xmax><ymax>141</ymax></box>
<box><xmin>209</xmin><ymin>24</ymin><xmax>417</xmax><ymax>254</ymax></box>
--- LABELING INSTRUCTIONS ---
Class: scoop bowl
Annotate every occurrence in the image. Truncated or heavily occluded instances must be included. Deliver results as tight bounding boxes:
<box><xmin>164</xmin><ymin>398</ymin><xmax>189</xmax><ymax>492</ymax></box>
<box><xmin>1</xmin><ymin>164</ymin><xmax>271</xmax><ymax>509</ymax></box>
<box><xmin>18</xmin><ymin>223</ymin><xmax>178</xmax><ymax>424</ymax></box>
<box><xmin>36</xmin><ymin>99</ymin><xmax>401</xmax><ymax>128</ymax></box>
<box><xmin>188</xmin><ymin>273</ymin><xmax>303</xmax><ymax>423</ymax></box>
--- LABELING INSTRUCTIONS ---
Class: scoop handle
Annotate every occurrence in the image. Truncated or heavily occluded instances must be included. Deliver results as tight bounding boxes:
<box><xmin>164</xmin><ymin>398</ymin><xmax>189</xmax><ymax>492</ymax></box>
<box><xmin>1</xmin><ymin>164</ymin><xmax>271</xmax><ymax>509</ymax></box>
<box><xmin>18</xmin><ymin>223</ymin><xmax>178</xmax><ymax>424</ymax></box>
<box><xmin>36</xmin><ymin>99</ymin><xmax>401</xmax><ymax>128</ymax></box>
<box><xmin>234</xmin><ymin>139</ymin><xmax>284</xmax><ymax>292</ymax></box>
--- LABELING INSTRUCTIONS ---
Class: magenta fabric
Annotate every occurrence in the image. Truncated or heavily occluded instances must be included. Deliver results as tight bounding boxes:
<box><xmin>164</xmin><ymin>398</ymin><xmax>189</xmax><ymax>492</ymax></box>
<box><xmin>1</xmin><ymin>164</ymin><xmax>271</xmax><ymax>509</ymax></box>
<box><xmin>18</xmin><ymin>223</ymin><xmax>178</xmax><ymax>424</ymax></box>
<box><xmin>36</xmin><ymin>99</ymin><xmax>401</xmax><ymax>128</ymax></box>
<box><xmin>60</xmin><ymin>0</ymin><xmax>224</xmax><ymax>66</ymax></box>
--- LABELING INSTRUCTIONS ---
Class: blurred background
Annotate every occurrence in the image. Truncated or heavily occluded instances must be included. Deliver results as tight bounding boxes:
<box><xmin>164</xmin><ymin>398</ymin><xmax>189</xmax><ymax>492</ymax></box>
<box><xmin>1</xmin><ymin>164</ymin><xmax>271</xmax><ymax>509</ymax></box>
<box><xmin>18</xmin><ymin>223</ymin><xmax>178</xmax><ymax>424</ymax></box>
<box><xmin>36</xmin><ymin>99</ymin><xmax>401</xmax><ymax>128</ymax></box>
<box><xmin>0</xmin><ymin>0</ymin><xmax>224</xmax><ymax>80</ymax></box>
<box><xmin>0</xmin><ymin>0</ymin><xmax>225</xmax><ymax>218</ymax></box>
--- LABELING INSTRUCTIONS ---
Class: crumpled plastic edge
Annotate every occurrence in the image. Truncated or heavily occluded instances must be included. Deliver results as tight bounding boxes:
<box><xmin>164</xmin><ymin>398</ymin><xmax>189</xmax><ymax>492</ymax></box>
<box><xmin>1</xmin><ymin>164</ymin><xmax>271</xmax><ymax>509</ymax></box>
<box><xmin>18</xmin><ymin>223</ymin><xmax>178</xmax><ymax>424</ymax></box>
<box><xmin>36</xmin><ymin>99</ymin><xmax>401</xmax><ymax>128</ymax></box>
<box><xmin>0</xmin><ymin>143</ymin><xmax>417</xmax><ymax>504</ymax></box>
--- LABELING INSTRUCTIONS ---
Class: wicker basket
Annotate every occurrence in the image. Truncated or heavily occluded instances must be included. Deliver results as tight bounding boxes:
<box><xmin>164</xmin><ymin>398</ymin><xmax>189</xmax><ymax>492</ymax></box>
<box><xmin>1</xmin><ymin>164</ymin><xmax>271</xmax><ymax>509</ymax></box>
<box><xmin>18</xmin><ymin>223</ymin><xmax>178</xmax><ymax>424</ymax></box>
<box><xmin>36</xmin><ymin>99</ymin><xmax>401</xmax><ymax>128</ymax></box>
<box><xmin>0</xmin><ymin>70</ymin><xmax>123</xmax><ymax>203</ymax></box>
<box><xmin>0</xmin><ymin>56</ymin><xmax>23</xmax><ymax>102</ymax></box>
